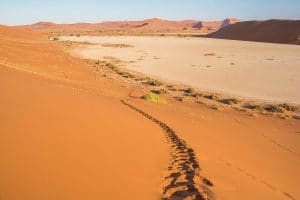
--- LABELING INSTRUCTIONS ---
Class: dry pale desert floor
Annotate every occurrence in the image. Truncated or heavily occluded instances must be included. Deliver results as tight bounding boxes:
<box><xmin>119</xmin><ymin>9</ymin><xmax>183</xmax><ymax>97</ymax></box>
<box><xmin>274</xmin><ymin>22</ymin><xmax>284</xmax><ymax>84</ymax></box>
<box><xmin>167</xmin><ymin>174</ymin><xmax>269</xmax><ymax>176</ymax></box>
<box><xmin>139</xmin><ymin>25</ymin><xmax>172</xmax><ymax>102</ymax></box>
<box><xmin>0</xmin><ymin>26</ymin><xmax>300</xmax><ymax>200</ymax></box>
<box><xmin>62</xmin><ymin>35</ymin><xmax>300</xmax><ymax>104</ymax></box>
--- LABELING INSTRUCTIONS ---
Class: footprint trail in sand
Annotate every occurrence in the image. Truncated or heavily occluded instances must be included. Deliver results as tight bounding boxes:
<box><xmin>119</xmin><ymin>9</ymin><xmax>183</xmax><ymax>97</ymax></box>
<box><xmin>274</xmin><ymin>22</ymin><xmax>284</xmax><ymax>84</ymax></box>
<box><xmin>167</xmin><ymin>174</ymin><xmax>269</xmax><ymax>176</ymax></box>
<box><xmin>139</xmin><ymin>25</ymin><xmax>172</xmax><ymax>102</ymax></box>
<box><xmin>121</xmin><ymin>100</ymin><xmax>213</xmax><ymax>200</ymax></box>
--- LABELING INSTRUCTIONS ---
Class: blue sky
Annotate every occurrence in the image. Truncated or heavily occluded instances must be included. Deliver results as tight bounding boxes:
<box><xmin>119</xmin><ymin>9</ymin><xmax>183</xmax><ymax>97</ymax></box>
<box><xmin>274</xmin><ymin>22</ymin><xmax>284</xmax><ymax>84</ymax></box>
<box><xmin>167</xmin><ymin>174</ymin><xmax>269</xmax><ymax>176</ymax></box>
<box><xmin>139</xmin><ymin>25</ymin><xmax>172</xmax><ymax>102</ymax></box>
<box><xmin>0</xmin><ymin>0</ymin><xmax>300</xmax><ymax>25</ymax></box>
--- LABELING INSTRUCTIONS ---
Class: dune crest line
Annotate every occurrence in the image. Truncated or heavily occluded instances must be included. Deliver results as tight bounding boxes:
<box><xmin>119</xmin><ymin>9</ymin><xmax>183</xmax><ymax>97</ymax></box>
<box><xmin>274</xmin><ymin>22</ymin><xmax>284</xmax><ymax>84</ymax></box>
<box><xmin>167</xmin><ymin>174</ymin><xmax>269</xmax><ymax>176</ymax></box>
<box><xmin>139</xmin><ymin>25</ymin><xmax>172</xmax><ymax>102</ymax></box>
<box><xmin>121</xmin><ymin>100</ymin><xmax>213</xmax><ymax>200</ymax></box>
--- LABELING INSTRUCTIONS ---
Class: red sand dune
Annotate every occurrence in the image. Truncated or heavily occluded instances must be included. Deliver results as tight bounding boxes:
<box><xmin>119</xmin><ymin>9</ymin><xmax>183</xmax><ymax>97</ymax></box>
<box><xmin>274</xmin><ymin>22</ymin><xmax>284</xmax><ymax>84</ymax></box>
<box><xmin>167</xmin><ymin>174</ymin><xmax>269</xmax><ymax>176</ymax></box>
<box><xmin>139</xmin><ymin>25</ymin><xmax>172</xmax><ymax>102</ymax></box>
<box><xmin>16</xmin><ymin>18</ymin><xmax>240</xmax><ymax>34</ymax></box>
<box><xmin>0</xmin><ymin>24</ymin><xmax>170</xmax><ymax>200</ymax></box>
<box><xmin>207</xmin><ymin>19</ymin><xmax>300</xmax><ymax>45</ymax></box>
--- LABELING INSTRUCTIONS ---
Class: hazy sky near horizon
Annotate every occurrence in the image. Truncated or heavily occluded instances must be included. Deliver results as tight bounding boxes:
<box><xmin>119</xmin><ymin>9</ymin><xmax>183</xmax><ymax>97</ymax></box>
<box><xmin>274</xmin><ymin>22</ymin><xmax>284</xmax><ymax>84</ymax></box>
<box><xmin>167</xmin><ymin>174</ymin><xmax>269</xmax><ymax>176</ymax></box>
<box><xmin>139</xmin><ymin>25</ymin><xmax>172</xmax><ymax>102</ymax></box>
<box><xmin>0</xmin><ymin>0</ymin><xmax>300</xmax><ymax>25</ymax></box>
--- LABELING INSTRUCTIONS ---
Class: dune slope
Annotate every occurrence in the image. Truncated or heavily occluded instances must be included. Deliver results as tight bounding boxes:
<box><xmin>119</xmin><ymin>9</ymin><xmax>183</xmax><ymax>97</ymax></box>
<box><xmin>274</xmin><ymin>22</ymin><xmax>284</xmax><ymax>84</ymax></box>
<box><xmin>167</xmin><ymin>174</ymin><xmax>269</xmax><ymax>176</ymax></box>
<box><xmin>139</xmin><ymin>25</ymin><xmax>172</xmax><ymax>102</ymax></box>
<box><xmin>0</xmin><ymin>25</ymin><xmax>170</xmax><ymax>200</ymax></box>
<box><xmin>207</xmin><ymin>19</ymin><xmax>300</xmax><ymax>45</ymax></box>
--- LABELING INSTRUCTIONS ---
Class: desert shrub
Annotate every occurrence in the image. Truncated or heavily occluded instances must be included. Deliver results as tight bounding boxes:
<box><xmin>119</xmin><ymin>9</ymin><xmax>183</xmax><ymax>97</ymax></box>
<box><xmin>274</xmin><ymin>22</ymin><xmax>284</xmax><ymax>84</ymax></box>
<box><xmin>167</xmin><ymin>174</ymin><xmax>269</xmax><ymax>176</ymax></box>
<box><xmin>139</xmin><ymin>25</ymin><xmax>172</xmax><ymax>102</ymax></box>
<box><xmin>101</xmin><ymin>43</ymin><xmax>134</xmax><ymax>48</ymax></box>
<box><xmin>264</xmin><ymin>105</ymin><xmax>285</xmax><ymax>113</ymax></box>
<box><xmin>191</xmin><ymin>93</ymin><xmax>203</xmax><ymax>98</ymax></box>
<box><xmin>135</xmin><ymin>77</ymin><xmax>151</xmax><ymax>82</ymax></box>
<box><xmin>151</xmin><ymin>89</ymin><xmax>167</xmax><ymax>95</ymax></box>
<box><xmin>278</xmin><ymin>103</ymin><xmax>297</xmax><ymax>112</ymax></box>
<box><xmin>244</xmin><ymin>103</ymin><xmax>264</xmax><ymax>111</ymax></box>
<box><xmin>146</xmin><ymin>80</ymin><xmax>163</xmax><ymax>86</ymax></box>
<box><xmin>204</xmin><ymin>53</ymin><xmax>216</xmax><ymax>56</ymax></box>
<box><xmin>118</xmin><ymin>71</ymin><xmax>135</xmax><ymax>78</ymax></box>
<box><xmin>174</xmin><ymin>96</ymin><xmax>185</xmax><ymax>102</ymax></box>
<box><xmin>168</xmin><ymin>87</ymin><xmax>178</xmax><ymax>92</ymax></box>
<box><xmin>105</xmin><ymin>62</ymin><xmax>117</xmax><ymax>70</ymax></box>
<box><xmin>185</xmin><ymin>88</ymin><xmax>195</xmax><ymax>94</ymax></box>
<box><xmin>219</xmin><ymin>98</ymin><xmax>239</xmax><ymax>105</ymax></box>
<box><xmin>141</xmin><ymin>93</ymin><xmax>166</xmax><ymax>104</ymax></box>
<box><xmin>204</xmin><ymin>94</ymin><xmax>219</xmax><ymax>101</ymax></box>
<box><xmin>202</xmin><ymin>178</ymin><xmax>214</xmax><ymax>187</ymax></box>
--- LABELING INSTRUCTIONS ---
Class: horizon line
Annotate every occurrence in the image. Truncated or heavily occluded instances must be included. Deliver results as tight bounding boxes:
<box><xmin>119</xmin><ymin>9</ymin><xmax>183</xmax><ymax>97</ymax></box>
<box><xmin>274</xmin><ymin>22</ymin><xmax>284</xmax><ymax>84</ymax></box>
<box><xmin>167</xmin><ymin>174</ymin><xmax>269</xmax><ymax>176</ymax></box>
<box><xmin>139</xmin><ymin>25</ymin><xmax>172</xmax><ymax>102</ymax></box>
<box><xmin>7</xmin><ymin>17</ymin><xmax>300</xmax><ymax>26</ymax></box>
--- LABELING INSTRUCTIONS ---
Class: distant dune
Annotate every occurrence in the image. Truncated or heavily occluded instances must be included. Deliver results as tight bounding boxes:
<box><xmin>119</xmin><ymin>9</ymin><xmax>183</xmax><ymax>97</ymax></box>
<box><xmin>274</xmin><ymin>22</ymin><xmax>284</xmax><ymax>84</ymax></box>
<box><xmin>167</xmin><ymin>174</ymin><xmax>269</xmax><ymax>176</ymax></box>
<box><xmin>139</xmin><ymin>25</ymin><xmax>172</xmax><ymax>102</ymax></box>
<box><xmin>16</xmin><ymin>18</ymin><xmax>240</xmax><ymax>34</ymax></box>
<box><xmin>207</xmin><ymin>19</ymin><xmax>300</xmax><ymax>45</ymax></box>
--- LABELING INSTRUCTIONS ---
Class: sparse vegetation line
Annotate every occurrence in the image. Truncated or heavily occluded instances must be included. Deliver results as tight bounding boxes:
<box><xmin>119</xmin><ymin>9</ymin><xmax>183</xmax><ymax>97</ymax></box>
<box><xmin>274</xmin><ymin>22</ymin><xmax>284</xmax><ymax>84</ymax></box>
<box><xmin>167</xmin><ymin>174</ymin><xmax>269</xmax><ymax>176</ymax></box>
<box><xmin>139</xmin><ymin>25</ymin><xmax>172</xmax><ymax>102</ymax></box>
<box><xmin>92</xmin><ymin>60</ymin><xmax>298</xmax><ymax>119</ymax></box>
<box><xmin>101</xmin><ymin>43</ymin><xmax>134</xmax><ymax>48</ymax></box>
<box><xmin>120</xmin><ymin>100</ymin><xmax>213</xmax><ymax>200</ymax></box>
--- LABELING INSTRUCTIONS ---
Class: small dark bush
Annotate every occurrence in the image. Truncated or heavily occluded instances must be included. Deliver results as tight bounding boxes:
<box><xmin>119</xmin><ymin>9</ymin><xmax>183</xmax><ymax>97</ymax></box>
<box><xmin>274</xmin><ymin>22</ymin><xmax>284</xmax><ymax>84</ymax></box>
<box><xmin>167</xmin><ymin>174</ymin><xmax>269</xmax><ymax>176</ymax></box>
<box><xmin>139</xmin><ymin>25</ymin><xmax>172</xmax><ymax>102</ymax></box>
<box><xmin>219</xmin><ymin>98</ymin><xmax>239</xmax><ymax>105</ymax></box>
<box><xmin>185</xmin><ymin>88</ymin><xmax>195</xmax><ymax>94</ymax></box>
<box><xmin>118</xmin><ymin>71</ymin><xmax>135</xmax><ymax>78</ymax></box>
<box><xmin>244</xmin><ymin>103</ymin><xmax>264</xmax><ymax>111</ymax></box>
<box><xmin>151</xmin><ymin>89</ymin><xmax>167</xmax><ymax>95</ymax></box>
<box><xmin>146</xmin><ymin>80</ymin><xmax>163</xmax><ymax>86</ymax></box>
<box><xmin>191</xmin><ymin>93</ymin><xmax>203</xmax><ymax>98</ymax></box>
<box><xmin>264</xmin><ymin>105</ymin><xmax>285</xmax><ymax>113</ymax></box>
<box><xmin>204</xmin><ymin>94</ymin><xmax>219</xmax><ymax>101</ymax></box>
<box><xmin>106</xmin><ymin>63</ymin><xmax>116</xmax><ymax>70</ymax></box>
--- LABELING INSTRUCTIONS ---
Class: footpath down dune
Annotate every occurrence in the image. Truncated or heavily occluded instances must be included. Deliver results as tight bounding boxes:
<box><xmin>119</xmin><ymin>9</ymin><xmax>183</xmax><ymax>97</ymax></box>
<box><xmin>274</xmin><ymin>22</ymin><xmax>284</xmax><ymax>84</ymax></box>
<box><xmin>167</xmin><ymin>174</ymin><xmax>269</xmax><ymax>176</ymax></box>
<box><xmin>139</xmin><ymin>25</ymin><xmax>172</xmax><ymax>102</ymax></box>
<box><xmin>0</xmin><ymin>25</ymin><xmax>300</xmax><ymax>200</ymax></box>
<box><xmin>207</xmin><ymin>19</ymin><xmax>300</xmax><ymax>45</ymax></box>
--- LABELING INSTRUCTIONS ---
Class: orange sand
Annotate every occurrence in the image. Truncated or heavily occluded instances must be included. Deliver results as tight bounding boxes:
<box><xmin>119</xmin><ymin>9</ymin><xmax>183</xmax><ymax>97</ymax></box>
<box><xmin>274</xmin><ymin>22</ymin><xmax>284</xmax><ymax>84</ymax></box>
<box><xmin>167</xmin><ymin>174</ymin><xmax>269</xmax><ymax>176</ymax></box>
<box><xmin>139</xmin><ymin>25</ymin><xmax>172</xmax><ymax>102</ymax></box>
<box><xmin>0</xmin><ymin>25</ymin><xmax>299</xmax><ymax>200</ymax></box>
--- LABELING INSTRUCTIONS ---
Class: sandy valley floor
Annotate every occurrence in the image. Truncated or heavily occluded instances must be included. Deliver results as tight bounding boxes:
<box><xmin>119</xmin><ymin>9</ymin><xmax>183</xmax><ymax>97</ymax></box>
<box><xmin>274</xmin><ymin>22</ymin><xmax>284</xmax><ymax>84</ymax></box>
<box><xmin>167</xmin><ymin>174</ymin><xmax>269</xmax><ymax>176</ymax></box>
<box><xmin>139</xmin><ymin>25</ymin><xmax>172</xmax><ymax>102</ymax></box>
<box><xmin>62</xmin><ymin>36</ymin><xmax>300</xmax><ymax>104</ymax></box>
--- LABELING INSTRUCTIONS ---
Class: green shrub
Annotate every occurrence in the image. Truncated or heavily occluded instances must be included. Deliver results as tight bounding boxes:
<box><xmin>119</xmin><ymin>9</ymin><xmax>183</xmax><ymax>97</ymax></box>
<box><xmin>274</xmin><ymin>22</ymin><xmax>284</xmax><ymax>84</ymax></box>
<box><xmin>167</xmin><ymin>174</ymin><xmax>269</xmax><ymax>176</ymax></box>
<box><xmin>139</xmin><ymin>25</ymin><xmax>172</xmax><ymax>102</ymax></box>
<box><xmin>141</xmin><ymin>93</ymin><xmax>166</xmax><ymax>104</ymax></box>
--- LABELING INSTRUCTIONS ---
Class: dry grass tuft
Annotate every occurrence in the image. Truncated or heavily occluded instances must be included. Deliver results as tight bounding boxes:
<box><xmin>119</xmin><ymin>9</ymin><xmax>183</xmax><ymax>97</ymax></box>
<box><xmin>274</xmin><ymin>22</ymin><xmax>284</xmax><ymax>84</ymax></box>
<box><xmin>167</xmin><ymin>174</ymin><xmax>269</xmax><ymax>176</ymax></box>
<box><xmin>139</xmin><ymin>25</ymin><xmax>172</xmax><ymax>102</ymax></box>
<box><xmin>204</xmin><ymin>53</ymin><xmax>216</xmax><ymax>56</ymax></box>
<box><xmin>101</xmin><ymin>43</ymin><xmax>134</xmax><ymax>48</ymax></box>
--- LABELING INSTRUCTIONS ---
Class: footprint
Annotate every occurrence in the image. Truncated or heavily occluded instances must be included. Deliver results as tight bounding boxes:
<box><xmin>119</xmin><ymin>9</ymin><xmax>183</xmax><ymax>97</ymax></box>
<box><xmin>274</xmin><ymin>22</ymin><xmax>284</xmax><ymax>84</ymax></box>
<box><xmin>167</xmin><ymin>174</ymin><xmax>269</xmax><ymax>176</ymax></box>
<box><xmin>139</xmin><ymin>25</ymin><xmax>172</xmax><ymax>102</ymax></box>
<box><xmin>121</xmin><ymin>100</ymin><xmax>213</xmax><ymax>200</ymax></box>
